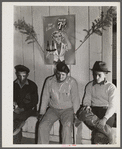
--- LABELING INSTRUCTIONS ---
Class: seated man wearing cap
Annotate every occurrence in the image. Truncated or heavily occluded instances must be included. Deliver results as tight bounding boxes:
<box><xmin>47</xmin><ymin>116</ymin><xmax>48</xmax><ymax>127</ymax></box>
<box><xmin>38</xmin><ymin>62</ymin><xmax>80</xmax><ymax>144</ymax></box>
<box><xmin>76</xmin><ymin>61</ymin><xmax>117</xmax><ymax>144</ymax></box>
<box><xmin>13</xmin><ymin>65</ymin><xmax>38</xmax><ymax>142</ymax></box>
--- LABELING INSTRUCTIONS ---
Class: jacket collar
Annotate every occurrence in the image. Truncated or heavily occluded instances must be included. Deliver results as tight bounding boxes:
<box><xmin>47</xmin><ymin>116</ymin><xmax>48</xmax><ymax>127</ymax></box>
<box><xmin>53</xmin><ymin>75</ymin><xmax>69</xmax><ymax>84</ymax></box>
<box><xmin>15</xmin><ymin>79</ymin><xmax>29</xmax><ymax>88</ymax></box>
<box><xmin>92</xmin><ymin>78</ymin><xmax>107</xmax><ymax>86</ymax></box>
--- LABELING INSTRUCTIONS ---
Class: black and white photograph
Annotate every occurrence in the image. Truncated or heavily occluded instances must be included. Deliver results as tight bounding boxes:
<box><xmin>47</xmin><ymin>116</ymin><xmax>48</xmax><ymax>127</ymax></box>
<box><xmin>2</xmin><ymin>2</ymin><xmax>120</xmax><ymax>148</ymax></box>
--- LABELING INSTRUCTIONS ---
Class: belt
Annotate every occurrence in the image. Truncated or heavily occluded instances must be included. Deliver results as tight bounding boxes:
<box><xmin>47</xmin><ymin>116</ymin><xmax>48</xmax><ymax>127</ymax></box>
<box><xmin>91</xmin><ymin>106</ymin><xmax>108</xmax><ymax>109</ymax></box>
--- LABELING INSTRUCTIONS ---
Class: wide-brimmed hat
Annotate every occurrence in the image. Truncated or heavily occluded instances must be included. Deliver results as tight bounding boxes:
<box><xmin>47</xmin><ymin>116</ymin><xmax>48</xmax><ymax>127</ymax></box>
<box><xmin>90</xmin><ymin>61</ymin><xmax>111</xmax><ymax>72</ymax></box>
<box><xmin>56</xmin><ymin>62</ymin><xmax>70</xmax><ymax>74</ymax></box>
<box><xmin>15</xmin><ymin>65</ymin><xmax>30</xmax><ymax>73</ymax></box>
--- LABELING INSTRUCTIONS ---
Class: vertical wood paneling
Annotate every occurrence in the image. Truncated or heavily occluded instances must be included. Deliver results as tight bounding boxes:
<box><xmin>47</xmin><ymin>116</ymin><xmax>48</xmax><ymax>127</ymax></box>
<box><xmin>53</xmin><ymin>121</ymin><xmax>60</xmax><ymax>136</ymax></box>
<box><xmin>89</xmin><ymin>6</ymin><xmax>102</xmax><ymax>80</ymax></box>
<box><xmin>32</xmin><ymin>6</ymin><xmax>52</xmax><ymax>110</ymax></box>
<box><xmin>70</xmin><ymin>6</ymin><xmax>89</xmax><ymax>102</ymax></box>
<box><xmin>50</xmin><ymin>6</ymin><xmax>68</xmax><ymax>16</ymax></box>
<box><xmin>102</xmin><ymin>6</ymin><xmax>112</xmax><ymax>82</ymax></box>
<box><xmin>20</xmin><ymin>6</ymin><xmax>34</xmax><ymax>81</ymax></box>
<box><xmin>69</xmin><ymin>6</ymin><xmax>90</xmax><ymax>143</ymax></box>
<box><xmin>14</xmin><ymin>6</ymin><xmax>113</xmax><ymax>143</ymax></box>
<box><xmin>14</xmin><ymin>6</ymin><xmax>23</xmax><ymax>79</ymax></box>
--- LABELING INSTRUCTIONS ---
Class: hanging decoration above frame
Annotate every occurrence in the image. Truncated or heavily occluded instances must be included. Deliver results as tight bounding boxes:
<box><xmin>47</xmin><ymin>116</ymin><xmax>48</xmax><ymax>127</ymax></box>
<box><xmin>14</xmin><ymin>6</ymin><xmax>116</xmax><ymax>64</ymax></box>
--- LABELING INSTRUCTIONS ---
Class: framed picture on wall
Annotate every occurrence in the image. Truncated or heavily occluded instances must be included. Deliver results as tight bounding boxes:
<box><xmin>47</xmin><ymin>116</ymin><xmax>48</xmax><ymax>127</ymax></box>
<box><xmin>43</xmin><ymin>15</ymin><xmax>76</xmax><ymax>65</ymax></box>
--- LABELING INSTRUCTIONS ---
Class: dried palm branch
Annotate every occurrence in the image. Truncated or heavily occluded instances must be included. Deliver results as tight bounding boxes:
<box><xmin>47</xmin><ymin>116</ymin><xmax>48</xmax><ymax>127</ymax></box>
<box><xmin>14</xmin><ymin>6</ymin><xmax>116</xmax><ymax>54</ymax></box>
<box><xmin>75</xmin><ymin>6</ymin><xmax>116</xmax><ymax>51</ymax></box>
<box><xmin>14</xmin><ymin>19</ymin><xmax>44</xmax><ymax>53</ymax></box>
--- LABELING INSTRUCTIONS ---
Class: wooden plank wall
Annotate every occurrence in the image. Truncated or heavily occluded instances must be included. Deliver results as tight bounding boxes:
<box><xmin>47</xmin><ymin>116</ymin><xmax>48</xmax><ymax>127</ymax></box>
<box><xmin>14</xmin><ymin>6</ymin><xmax>112</xmax><ymax>143</ymax></box>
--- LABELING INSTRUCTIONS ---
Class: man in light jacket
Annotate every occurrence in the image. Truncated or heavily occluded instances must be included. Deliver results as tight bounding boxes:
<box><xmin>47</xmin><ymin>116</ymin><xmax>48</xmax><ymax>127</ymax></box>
<box><xmin>38</xmin><ymin>62</ymin><xmax>80</xmax><ymax>144</ymax></box>
<box><xmin>77</xmin><ymin>61</ymin><xmax>117</xmax><ymax>144</ymax></box>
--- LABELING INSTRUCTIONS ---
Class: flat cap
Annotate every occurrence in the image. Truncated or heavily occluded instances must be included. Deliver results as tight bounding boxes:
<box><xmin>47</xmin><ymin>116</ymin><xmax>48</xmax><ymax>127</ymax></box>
<box><xmin>14</xmin><ymin>64</ymin><xmax>30</xmax><ymax>73</ymax></box>
<box><xmin>56</xmin><ymin>62</ymin><xmax>70</xmax><ymax>74</ymax></box>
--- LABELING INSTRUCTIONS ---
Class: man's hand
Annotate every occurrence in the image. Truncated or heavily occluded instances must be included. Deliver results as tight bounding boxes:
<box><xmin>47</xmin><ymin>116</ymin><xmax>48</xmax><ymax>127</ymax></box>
<box><xmin>13</xmin><ymin>102</ymin><xmax>18</xmax><ymax>110</ymax></box>
<box><xmin>37</xmin><ymin>114</ymin><xmax>43</xmax><ymax>121</ymax></box>
<box><xmin>14</xmin><ymin>107</ymin><xmax>24</xmax><ymax>114</ymax></box>
<box><xmin>83</xmin><ymin>106</ymin><xmax>91</xmax><ymax>113</ymax></box>
<box><xmin>96</xmin><ymin>117</ymin><xmax>107</xmax><ymax>129</ymax></box>
<box><xmin>13</xmin><ymin>102</ymin><xmax>17</xmax><ymax>106</ymax></box>
<box><xmin>74</xmin><ymin>113</ymin><xmax>82</xmax><ymax>127</ymax></box>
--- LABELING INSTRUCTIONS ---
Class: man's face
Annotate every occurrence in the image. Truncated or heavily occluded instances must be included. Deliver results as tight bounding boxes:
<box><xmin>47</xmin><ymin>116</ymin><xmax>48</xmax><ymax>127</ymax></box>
<box><xmin>56</xmin><ymin>71</ymin><xmax>67</xmax><ymax>82</ymax></box>
<box><xmin>16</xmin><ymin>71</ymin><xmax>28</xmax><ymax>84</ymax></box>
<box><xmin>93</xmin><ymin>71</ymin><xmax>106</xmax><ymax>84</ymax></box>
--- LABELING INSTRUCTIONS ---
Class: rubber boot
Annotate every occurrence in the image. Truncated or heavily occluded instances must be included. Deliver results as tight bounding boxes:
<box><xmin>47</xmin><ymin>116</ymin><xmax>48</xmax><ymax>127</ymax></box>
<box><xmin>77</xmin><ymin>108</ymin><xmax>114</xmax><ymax>144</ymax></box>
<box><xmin>85</xmin><ymin>114</ymin><xmax>114</xmax><ymax>144</ymax></box>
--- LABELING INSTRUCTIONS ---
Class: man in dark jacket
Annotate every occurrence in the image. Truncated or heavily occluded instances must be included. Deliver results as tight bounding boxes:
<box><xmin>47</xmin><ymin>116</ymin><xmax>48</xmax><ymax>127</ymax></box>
<box><xmin>13</xmin><ymin>65</ymin><xmax>38</xmax><ymax>142</ymax></box>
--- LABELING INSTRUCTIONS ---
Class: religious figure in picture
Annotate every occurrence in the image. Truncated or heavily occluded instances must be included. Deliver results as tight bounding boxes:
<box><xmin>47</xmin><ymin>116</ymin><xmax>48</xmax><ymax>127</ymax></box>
<box><xmin>46</xmin><ymin>31</ymin><xmax>72</xmax><ymax>65</ymax></box>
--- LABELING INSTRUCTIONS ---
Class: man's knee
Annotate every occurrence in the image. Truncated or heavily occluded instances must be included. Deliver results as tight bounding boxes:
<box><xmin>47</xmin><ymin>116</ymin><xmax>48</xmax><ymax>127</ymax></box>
<box><xmin>38</xmin><ymin>120</ymin><xmax>52</xmax><ymax>132</ymax></box>
<box><xmin>63</xmin><ymin>121</ymin><xmax>73</xmax><ymax>131</ymax></box>
<box><xmin>38</xmin><ymin>121</ymin><xmax>46</xmax><ymax>131</ymax></box>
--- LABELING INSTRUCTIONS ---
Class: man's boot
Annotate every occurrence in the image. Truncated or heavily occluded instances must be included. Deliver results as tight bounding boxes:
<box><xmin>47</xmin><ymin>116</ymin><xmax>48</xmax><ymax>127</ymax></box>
<box><xmin>77</xmin><ymin>108</ymin><xmax>114</xmax><ymax>144</ymax></box>
<box><xmin>84</xmin><ymin>114</ymin><xmax>114</xmax><ymax>144</ymax></box>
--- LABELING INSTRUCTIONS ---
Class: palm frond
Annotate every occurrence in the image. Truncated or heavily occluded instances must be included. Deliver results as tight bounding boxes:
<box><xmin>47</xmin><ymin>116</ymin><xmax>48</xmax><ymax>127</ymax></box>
<box><xmin>76</xmin><ymin>6</ymin><xmax>116</xmax><ymax>51</ymax></box>
<box><xmin>14</xmin><ymin>19</ymin><xmax>44</xmax><ymax>53</ymax></box>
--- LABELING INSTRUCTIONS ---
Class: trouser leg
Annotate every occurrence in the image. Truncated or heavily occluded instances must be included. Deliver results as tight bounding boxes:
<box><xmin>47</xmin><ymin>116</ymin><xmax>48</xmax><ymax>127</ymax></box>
<box><xmin>91</xmin><ymin>107</ymin><xmax>115</xmax><ymax>127</ymax></box>
<box><xmin>13</xmin><ymin>110</ymin><xmax>34</xmax><ymax>131</ymax></box>
<box><xmin>37</xmin><ymin>108</ymin><xmax>59</xmax><ymax>144</ymax></box>
<box><xmin>14</xmin><ymin>109</ymin><xmax>34</xmax><ymax>125</ymax></box>
<box><xmin>77</xmin><ymin>106</ymin><xmax>115</xmax><ymax>144</ymax></box>
<box><xmin>13</xmin><ymin>110</ymin><xmax>34</xmax><ymax>144</ymax></box>
<box><xmin>60</xmin><ymin>108</ymin><xmax>74</xmax><ymax>144</ymax></box>
<box><xmin>83</xmin><ymin>111</ymin><xmax>114</xmax><ymax>144</ymax></box>
<box><xmin>91</xmin><ymin>107</ymin><xmax>115</xmax><ymax>144</ymax></box>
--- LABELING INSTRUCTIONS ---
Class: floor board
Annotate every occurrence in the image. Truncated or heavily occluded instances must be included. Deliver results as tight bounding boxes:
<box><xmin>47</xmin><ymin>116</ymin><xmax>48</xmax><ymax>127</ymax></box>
<box><xmin>21</xmin><ymin>137</ymin><xmax>59</xmax><ymax>144</ymax></box>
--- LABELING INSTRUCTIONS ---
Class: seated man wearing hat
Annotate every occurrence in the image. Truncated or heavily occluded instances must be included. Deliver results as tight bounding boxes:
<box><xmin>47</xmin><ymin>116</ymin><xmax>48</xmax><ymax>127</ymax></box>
<box><xmin>76</xmin><ymin>61</ymin><xmax>117</xmax><ymax>144</ymax></box>
<box><xmin>38</xmin><ymin>62</ymin><xmax>80</xmax><ymax>144</ymax></box>
<box><xmin>13</xmin><ymin>65</ymin><xmax>38</xmax><ymax>142</ymax></box>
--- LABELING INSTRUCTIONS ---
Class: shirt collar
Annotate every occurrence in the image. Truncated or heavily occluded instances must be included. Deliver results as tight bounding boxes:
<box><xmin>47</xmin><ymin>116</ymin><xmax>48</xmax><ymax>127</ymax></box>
<box><xmin>92</xmin><ymin>79</ymin><xmax>107</xmax><ymax>86</ymax></box>
<box><xmin>54</xmin><ymin>75</ymin><xmax>69</xmax><ymax>84</ymax></box>
<box><xmin>15</xmin><ymin>79</ymin><xmax>29</xmax><ymax>88</ymax></box>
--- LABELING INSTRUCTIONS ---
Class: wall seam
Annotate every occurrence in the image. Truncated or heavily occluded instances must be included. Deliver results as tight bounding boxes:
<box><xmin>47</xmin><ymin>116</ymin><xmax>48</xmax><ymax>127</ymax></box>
<box><xmin>88</xmin><ymin>6</ymin><xmax>90</xmax><ymax>82</ymax></box>
<box><xmin>49</xmin><ymin>6</ymin><xmax>55</xmax><ymax>134</ymax></box>
<box><xmin>31</xmin><ymin>6</ymin><xmax>35</xmax><ymax>82</ymax></box>
<box><xmin>49</xmin><ymin>6</ymin><xmax>54</xmax><ymax>76</ymax></box>
<box><xmin>20</xmin><ymin>7</ymin><xmax>24</xmax><ymax>65</ymax></box>
<box><xmin>88</xmin><ymin>6</ymin><xmax>91</xmax><ymax>139</ymax></box>
<box><xmin>68</xmin><ymin>6</ymin><xmax>71</xmax><ymax>77</ymax></box>
<box><xmin>101</xmin><ymin>6</ymin><xmax>103</xmax><ymax>61</ymax></box>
